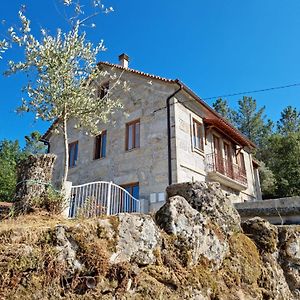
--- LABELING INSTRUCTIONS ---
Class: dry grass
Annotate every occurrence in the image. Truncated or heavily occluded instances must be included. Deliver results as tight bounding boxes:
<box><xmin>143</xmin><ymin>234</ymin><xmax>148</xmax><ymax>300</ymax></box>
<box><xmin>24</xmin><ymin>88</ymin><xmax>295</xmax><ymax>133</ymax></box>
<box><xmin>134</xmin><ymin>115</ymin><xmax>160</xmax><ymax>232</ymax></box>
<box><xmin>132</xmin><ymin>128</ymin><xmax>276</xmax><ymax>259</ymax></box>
<box><xmin>0</xmin><ymin>213</ymin><xmax>270</xmax><ymax>299</ymax></box>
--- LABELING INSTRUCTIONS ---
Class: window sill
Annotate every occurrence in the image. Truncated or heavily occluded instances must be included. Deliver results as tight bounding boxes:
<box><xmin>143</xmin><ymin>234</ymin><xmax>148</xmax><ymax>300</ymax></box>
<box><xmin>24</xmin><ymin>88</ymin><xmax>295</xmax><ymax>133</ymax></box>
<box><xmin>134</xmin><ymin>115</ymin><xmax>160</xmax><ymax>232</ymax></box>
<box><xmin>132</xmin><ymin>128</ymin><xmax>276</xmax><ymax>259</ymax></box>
<box><xmin>93</xmin><ymin>157</ymin><xmax>106</xmax><ymax>161</ymax></box>
<box><xmin>125</xmin><ymin>147</ymin><xmax>140</xmax><ymax>153</ymax></box>
<box><xmin>192</xmin><ymin>147</ymin><xmax>205</xmax><ymax>157</ymax></box>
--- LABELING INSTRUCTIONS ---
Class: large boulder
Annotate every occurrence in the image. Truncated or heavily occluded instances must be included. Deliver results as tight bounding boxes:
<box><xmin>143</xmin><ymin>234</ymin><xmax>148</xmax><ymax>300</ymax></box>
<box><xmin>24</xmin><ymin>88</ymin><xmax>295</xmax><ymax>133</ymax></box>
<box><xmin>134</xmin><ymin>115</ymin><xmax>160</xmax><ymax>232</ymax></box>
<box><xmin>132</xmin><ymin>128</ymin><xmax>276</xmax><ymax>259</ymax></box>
<box><xmin>259</xmin><ymin>252</ymin><xmax>294</xmax><ymax>300</ymax></box>
<box><xmin>278</xmin><ymin>226</ymin><xmax>300</xmax><ymax>297</ymax></box>
<box><xmin>110</xmin><ymin>214</ymin><xmax>161</xmax><ymax>266</ymax></box>
<box><xmin>156</xmin><ymin>194</ymin><xmax>229</xmax><ymax>267</ymax></box>
<box><xmin>242</xmin><ymin>217</ymin><xmax>278</xmax><ymax>253</ymax></box>
<box><xmin>166</xmin><ymin>182</ymin><xmax>241</xmax><ymax>236</ymax></box>
<box><xmin>240</xmin><ymin>218</ymin><xmax>294</xmax><ymax>299</ymax></box>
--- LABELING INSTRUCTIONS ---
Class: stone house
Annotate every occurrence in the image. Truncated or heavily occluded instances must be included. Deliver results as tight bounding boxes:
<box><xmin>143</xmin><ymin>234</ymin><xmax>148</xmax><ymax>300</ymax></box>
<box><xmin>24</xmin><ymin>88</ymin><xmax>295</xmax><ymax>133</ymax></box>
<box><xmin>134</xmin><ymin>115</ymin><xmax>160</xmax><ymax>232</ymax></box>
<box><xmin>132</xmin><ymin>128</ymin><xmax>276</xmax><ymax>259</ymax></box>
<box><xmin>44</xmin><ymin>54</ymin><xmax>262</xmax><ymax>212</ymax></box>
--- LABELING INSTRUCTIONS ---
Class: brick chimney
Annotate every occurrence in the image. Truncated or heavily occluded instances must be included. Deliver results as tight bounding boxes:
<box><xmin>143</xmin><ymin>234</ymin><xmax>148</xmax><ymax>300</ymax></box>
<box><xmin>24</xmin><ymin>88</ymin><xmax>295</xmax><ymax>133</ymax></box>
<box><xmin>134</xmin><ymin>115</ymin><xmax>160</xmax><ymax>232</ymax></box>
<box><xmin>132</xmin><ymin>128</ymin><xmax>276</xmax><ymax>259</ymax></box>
<box><xmin>119</xmin><ymin>53</ymin><xmax>129</xmax><ymax>68</ymax></box>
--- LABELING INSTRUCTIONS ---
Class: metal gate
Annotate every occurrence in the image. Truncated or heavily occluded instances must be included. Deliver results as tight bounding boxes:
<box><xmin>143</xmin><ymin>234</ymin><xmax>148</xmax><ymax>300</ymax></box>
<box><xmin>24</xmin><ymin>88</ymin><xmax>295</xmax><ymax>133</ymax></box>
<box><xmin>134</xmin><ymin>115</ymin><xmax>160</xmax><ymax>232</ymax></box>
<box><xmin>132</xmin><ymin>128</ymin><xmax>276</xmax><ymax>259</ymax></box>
<box><xmin>68</xmin><ymin>181</ymin><xmax>141</xmax><ymax>218</ymax></box>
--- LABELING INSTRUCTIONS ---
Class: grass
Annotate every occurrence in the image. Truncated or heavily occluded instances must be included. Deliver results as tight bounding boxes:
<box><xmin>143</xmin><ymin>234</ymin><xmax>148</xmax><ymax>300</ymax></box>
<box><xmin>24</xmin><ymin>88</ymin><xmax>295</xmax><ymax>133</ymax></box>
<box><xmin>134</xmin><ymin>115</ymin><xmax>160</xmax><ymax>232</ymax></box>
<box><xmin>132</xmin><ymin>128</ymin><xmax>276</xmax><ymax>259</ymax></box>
<box><xmin>0</xmin><ymin>212</ymin><xmax>278</xmax><ymax>299</ymax></box>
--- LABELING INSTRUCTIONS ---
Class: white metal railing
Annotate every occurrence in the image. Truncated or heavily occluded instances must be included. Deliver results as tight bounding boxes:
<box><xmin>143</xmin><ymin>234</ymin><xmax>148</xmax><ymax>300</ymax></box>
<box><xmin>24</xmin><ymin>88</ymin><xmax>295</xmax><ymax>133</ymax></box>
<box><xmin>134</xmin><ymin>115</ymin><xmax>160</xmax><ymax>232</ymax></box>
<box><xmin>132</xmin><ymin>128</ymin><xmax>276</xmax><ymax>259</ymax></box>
<box><xmin>68</xmin><ymin>181</ymin><xmax>141</xmax><ymax>218</ymax></box>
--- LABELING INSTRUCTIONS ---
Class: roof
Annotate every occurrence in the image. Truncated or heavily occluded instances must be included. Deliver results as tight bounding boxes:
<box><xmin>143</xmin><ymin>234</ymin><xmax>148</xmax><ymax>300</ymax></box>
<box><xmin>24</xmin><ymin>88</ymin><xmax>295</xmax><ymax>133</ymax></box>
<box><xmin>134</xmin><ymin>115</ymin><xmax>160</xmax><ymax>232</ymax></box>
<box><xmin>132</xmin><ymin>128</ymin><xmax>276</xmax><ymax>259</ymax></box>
<box><xmin>98</xmin><ymin>61</ymin><xmax>176</xmax><ymax>83</ymax></box>
<box><xmin>203</xmin><ymin>118</ymin><xmax>255</xmax><ymax>148</ymax></box>
<box><xmin>43</xmin><ymin>61</ymin><xmax>256</xmax><ymax>148</ymax></box>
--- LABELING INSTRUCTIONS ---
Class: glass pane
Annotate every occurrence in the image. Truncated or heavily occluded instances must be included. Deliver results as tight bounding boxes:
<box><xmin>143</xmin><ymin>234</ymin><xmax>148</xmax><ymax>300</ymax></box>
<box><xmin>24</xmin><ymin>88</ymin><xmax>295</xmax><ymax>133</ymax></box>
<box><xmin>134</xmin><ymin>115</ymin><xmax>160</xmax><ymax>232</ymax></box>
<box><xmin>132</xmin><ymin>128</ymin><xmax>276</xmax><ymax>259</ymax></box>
<box><xmin>135</xmin><ymin>122</ymin><xmax>140</xmax><ymax>148</ymax></box>
<box><xmin>124</xmin><ymin>186</ymin><xmax>131</xmax><ymax>212</ymax></box>
<box><xmin>193</xmin><ymin>122</ymin><xmax>202</xmax><ymax>149</ymax></box>
<box><xmin>128</xmin><ymin>124</ymin><xmax>133</xmax><ymax>150</ymax></box>
<box><xmin>101</xmin><ymin>132</ymin><xmax>106</xmax><ymax>158</ymax></box>
<box><xmin>197</xmin><ymin>125</ymin><xmax>202</xmax><ymax>149</ymax></box>
<box><xmin>132</xmin><ymin>184</ymin><xmax>139</xmax><ymax>199</ymax></box>
<box><xmin>74</xmin><ymin>143</ymin><xmax>78</xmax><ymax>166</ymax></box>
<box><xmin>193</xmin><ymin>122</ymin><xmax>197</xmax><ymax>147</ymax></box>
<box><xmin>69</xmin><ymin>144</ymin><xmax>73</xmax><ymax>167</ymax></box>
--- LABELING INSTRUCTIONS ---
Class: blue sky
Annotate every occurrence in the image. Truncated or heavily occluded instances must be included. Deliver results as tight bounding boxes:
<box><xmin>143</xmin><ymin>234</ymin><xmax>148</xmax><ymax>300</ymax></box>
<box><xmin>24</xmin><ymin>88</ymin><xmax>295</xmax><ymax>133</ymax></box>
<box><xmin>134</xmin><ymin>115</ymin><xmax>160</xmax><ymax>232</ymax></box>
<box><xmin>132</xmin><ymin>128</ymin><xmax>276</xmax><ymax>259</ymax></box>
<box><xmin>1</xmin><ymin>0</ymin><xmax>300</xmax><ymax>146</ymax></box>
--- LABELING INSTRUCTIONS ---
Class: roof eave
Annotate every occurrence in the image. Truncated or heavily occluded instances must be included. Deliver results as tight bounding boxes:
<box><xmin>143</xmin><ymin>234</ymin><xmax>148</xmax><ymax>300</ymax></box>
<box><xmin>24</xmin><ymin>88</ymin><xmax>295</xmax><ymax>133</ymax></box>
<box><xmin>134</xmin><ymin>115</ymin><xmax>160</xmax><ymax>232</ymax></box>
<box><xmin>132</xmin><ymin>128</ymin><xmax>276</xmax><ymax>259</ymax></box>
<box><xmin>176</xmin><ymin>80</ymin><xmax>256</xmax><ymax>149</ymax></box>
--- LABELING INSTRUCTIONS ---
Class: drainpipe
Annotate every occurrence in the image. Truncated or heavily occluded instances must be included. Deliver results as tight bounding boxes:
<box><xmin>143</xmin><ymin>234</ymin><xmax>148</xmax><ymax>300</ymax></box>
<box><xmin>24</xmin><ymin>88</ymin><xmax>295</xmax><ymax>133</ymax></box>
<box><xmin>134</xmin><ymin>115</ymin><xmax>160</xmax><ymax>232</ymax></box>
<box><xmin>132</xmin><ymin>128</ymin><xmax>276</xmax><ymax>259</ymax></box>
<box><xmin>167</xmin><ymin>81</ymin><xmax>183</xmax><ymax>185</ymax></box>
<box><xmin>39</xmin><ymin>139</ymin><xmax>51</xmax><ymax>154</ymax></box>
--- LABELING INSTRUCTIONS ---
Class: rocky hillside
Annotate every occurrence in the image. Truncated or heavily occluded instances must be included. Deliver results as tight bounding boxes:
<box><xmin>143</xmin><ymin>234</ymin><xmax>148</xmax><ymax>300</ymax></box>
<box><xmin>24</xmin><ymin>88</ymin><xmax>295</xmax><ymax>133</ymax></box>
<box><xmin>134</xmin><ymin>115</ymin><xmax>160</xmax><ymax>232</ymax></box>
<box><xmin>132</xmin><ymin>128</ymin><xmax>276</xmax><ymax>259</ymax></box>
<box><xmin>0</xmin><ymin>182</ymin><xmax>299</xmax><ymax>299</ymax></box>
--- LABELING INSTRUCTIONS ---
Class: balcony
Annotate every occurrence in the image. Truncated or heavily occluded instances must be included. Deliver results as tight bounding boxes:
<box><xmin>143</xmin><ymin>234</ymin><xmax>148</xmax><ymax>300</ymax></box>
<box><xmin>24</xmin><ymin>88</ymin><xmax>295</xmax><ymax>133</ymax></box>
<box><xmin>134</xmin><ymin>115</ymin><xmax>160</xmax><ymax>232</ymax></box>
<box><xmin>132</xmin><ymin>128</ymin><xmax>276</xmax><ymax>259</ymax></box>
<box><xmin>206</xmin><ymin>153</ymin><xmax>248</xmax><ymax>190</ymax></box>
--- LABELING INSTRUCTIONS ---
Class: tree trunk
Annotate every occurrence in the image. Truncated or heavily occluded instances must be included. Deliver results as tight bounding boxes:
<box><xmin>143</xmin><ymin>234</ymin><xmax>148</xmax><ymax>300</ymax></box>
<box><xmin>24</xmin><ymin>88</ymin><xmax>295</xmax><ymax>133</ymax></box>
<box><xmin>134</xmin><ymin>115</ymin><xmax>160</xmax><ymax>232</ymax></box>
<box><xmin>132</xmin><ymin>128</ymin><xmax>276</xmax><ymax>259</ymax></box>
<box><xmin>62</xmin><ymin>112</ymin><xmax>69</xmax><ymax>190</ymax></box>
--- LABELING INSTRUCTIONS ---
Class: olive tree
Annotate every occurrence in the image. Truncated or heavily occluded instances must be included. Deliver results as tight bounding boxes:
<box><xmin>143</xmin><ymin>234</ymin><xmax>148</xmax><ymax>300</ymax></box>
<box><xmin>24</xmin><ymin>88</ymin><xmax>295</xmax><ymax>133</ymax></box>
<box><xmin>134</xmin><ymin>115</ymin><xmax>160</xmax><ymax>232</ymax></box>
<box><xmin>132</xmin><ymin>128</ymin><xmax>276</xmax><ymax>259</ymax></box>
<box><xmin>1</xmin><ymin>1</ymin><xmax>122</xmax><ymax>189</ymax></box>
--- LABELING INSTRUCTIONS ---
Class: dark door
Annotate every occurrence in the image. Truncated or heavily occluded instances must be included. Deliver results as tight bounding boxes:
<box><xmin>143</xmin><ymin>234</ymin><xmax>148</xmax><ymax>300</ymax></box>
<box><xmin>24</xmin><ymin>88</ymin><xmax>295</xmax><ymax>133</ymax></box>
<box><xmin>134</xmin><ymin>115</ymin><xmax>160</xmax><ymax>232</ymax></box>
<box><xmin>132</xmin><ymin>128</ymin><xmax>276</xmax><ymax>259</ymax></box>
<box><xmin>213</xmin><ymin>135</ymin><xmax>223</xmax><ymax>173</ymax></box>
<box><xmin>223</xmin><ymin>142</ymin><xmax>233</xmax><ymax>178</ymax></box>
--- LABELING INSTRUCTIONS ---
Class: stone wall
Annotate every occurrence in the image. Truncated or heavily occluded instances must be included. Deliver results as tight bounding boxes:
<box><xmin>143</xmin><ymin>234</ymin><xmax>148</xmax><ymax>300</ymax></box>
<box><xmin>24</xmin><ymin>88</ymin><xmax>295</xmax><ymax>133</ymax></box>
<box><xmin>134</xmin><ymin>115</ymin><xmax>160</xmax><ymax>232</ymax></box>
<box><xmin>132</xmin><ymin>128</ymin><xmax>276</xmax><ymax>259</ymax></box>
<box><xmin>235</xmin><ymin>196</ymin><xmax>300</xmax><ymax>224</ymax></box>
<box><xmin>15</xmin><ymin>154</ymin><xmax>56</xmax><ymax>212</ymax></box>
<box><xmin>49</xmin><ymin>69</ymin><xmax>177</xmax><ymax>213</ymax></box>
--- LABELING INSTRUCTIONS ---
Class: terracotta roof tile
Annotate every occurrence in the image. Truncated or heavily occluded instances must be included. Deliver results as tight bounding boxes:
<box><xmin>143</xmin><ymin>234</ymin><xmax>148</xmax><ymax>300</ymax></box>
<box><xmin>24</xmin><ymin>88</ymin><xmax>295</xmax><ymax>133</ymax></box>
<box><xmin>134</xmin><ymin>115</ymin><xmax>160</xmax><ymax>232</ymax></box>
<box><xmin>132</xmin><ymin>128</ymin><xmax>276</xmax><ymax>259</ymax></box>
<box><xmin>203</xmin><ymin>118</ymin><xmax>255</xmax><ymax>148</ymax></box>
<box><xmin>98</xmin><ymin>61</ymin><xmax>176</xmax><ymax>83</ymax></box>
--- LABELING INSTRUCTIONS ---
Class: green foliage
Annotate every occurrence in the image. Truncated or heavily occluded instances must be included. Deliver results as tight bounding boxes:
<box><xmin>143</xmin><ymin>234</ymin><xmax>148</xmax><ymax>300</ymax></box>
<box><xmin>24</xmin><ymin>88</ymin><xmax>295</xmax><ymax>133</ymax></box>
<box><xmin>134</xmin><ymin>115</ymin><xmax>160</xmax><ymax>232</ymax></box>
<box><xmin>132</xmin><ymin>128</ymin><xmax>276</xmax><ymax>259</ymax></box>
<box><xmin>265</xmin><ymin>132</ymin><xmax>300</xmax><ymax>197</ymax></box>
<box><xmin>231</xmin><ymin>96</ymin><xmax>273</xmax><ymax>149</ymax></box>
<box><xmin>0</xmin><ymin>140</ymin><xmax>24</xmax><ymax>201</ymax></box>
<box><xmin>212</xmin><ymin>98</ymin><xmax>235</xmax><ymax>123</ymax></box>
<box><xmin>31</xmin><ymin>187</ymin><xmax>65</xmax><ymax>214</ymax></box>
<box><xmin>1</xmin><ymin>2</ymin><xmax>122</xmax><ymax>186</ymax></box>
<box><xmin>258</xmin><ymin>162</ymin><xmax>277</xmax><ymax>198</ymax></box>
<box><xmin>277</xmin><ymin>105</ymin><xmax>300</xmax><ymax>136</ymax></box>
<box><xmin>23</xmin><ymin>131</ymin><xmax>47</xmax><ymax>155</ymax></box>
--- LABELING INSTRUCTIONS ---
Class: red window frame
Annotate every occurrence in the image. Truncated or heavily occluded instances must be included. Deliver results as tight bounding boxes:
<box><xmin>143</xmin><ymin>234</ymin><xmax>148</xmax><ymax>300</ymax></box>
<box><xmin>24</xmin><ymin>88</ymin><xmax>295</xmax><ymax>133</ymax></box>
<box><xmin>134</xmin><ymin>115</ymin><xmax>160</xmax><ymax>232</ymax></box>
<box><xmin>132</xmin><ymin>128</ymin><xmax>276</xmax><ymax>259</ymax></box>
<box><xmin>237</xmin><ymin>152</ymin><xmax>246</xmax><ymax>175</ymax></box>
<box><xmin>125</xmin><ymin>119</ymin><xmax>140</xmax><ymax>151</ymax></box>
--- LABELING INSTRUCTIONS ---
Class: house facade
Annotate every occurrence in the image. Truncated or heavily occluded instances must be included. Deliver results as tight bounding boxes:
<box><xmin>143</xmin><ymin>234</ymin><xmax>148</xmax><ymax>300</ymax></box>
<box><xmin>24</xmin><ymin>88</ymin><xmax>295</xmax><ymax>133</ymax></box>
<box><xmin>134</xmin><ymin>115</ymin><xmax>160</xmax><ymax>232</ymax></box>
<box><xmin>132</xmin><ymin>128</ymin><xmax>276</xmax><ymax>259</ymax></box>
<box><xmin>45</xmin><ymin>54</ymin><xmax>262</xmax><ymax>213</ymax></box>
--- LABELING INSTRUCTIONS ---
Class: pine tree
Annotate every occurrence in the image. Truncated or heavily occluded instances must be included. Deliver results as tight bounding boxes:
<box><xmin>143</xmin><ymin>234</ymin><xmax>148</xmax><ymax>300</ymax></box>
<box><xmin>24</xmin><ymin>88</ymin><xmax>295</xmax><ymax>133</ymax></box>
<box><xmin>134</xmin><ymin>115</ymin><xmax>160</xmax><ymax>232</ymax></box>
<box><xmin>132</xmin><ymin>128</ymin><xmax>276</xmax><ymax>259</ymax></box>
<box><xmin>232</xmin><ymin>96</ymin><xmax>273</xmax><ymax>149</ymax></box>
<box><xmin>277</xmin><ymin>106</ymin><xmax>300</xmax><ymax>136</ymax></box>
<box><xmin>212</xmin><ymin>98</ymin><xmax>234</xmax><ymax>123</ymax></box>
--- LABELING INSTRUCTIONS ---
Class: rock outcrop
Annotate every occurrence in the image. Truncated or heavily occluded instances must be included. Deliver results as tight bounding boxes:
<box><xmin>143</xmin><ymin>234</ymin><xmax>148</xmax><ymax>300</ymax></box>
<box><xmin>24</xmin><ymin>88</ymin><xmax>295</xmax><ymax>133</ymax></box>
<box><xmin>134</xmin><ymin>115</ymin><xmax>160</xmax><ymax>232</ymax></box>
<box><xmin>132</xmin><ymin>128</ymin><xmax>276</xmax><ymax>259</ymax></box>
<box><xmin>0</xmin><ymin>181</ymin><xmax>299</xmax><ymax>299</ymax></box>
<box><xmin>242</xmin><ymin>216</ymin><xmax>278</xmax><ymax>253</ymax></box>
<box><xmin>166</xmin><ymin>182</ymin><xmax>241</xmax><ymax>235</ymax></box>
<box><xmin>111</xmin><ymin>214</ymin><xmax>161</xmax><ymax>265</ymax></box>
<box><xmin>278</xmin><ymin>226</ymin><xmax>300</xmax><ymax>298</ymax></box>
<box><xmin>155</xmin><ymin>194</ymin><xmax>229</xmax><ymax>268</ymax></box>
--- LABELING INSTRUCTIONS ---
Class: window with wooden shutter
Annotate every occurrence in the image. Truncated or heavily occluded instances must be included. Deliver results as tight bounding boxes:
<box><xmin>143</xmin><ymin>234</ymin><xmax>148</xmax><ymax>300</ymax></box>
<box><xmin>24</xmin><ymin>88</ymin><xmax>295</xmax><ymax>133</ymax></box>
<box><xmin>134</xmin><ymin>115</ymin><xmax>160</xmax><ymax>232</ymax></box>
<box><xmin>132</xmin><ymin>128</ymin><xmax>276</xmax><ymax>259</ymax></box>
<box><xmin>94</xmin><ymin>130</ymin><xmax>107</xmax><ymax>159</ymax></box>
<box><xmin>126</xmin><ymin>119</ymin><xmax>140</xmax><ymax>151</ymax></box>
<box><xmin>237</xmin><ymin>152</ymin><xmax>246</xmax><ymax>175</ymax></box>
<box><xmin>69</xmin><ymin>141</ymin><xmax>78</xmax><ymax>167</ymax></box>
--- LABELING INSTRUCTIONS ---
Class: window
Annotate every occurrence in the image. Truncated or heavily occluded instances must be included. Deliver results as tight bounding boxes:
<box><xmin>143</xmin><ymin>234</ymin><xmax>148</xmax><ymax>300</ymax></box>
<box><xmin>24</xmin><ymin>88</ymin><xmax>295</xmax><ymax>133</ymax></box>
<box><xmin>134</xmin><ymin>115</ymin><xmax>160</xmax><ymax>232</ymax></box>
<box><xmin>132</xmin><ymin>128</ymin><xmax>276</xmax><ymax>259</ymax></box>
<box><xmin>123</xmin><ymin>182</ymin><xmax>140</xmax><ymax>199</ymax></box>
<box><xmin>126</xmin><ymin>119</ymin><xmax>140</xmax><ymax>151</ymax></box>
<box><xmin>98</xmin><ymin>81</ymin><xmax>109</xmax><ymax>99</ymax></box>
<box><xmin>192</xmin><ymin>119</ymin><xmax>204</xmax><ymax>151</ymax></box>
<box><xmin>237</xmin><ymin>152</ymin><xmax>246</xmax><ymax>175</ymax></box>
<box><xmin>69</xmin><ymin>141</ymin><xmax>78</xmax><ymax>168</ymax></box>
<box><xmin>94</xmin><ymin>130</ymin><xmax>107</xmax><ymax>159</ymax></box>
<box><xmin>121</xmin><ymin>182</ymin><xmax>139</xmax><ymax>212</ymax></box>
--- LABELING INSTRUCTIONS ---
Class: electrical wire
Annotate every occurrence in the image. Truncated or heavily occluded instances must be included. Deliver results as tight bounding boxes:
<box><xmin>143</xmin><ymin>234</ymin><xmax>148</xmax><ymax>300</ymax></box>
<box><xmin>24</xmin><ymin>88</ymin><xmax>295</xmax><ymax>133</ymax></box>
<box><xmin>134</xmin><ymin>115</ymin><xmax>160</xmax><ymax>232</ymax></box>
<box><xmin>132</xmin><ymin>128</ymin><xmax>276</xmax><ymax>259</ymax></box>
<box><xmin>202</xmin><ymin>82</ymin><xmax>300</xmax><ymax>100</ymax></box>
